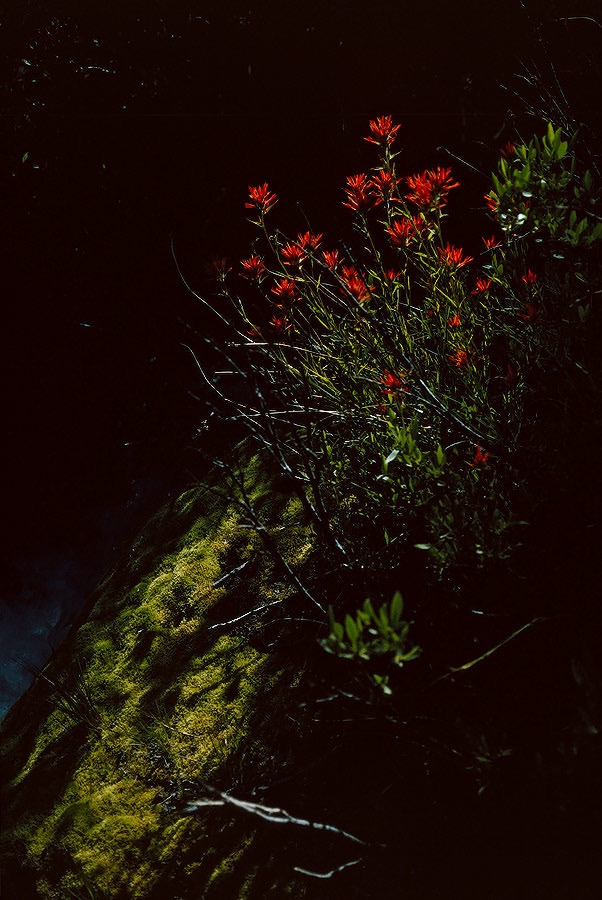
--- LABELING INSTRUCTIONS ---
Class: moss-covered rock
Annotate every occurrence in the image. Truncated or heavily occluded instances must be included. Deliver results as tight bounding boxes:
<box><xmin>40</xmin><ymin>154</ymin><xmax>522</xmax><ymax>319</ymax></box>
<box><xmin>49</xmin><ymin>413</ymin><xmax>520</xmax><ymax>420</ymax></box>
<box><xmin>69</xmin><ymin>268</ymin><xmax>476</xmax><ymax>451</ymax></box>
<box><xmin>1</xmin><ymin>448</ymin><xmax>316</xmax><ymax>899</ymax></box>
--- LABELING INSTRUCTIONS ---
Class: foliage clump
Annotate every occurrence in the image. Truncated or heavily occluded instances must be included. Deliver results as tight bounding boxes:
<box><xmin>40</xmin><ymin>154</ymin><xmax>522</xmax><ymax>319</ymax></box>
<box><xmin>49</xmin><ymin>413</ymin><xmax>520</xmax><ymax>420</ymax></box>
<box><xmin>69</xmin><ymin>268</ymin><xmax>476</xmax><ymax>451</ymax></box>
<box><xmin>2</xmin><ymin>115</ymin><xmax>602</xmax><ymax>899</ymax></box>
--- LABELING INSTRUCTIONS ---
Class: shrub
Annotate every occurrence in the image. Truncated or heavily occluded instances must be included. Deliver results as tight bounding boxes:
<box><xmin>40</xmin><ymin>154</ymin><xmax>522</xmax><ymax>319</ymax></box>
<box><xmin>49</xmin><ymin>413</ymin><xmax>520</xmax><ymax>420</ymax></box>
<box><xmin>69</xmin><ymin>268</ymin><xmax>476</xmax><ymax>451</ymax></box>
<box><xmin>187</xmin><ymin>115</ymin><xmax>602</xmax><ymax>628</ymax></box>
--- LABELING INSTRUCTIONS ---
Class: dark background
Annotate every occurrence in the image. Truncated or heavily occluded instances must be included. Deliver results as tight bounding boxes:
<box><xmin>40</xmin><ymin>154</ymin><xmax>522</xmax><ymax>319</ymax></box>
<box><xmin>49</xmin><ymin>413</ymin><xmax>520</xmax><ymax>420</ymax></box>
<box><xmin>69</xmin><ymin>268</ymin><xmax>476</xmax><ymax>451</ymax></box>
<box><xmin>1</xmin><ymin>1</ymin><xmax>600</xmax><ymax>715</ymax></box>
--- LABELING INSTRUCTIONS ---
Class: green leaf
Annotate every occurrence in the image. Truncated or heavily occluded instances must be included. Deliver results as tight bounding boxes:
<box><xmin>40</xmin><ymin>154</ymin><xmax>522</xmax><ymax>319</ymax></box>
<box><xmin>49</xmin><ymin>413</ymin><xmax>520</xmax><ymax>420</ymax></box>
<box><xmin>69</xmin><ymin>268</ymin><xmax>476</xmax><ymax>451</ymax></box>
<box><xmin>22</xmin><ymin>151</ymin><xmax>29</xmax><ymax>163</ymax></box>
<box><xmin>584</xmin><ymin>169</ymin><xmax>592</xmax><ymax>191</ymax></box>
<box><xmin>414</xmin><ymin>543</ymin><xmax>432</xmax><ymax>551</ymax></box>
<box><xmin>344</xmin><ymin>614</ymin><xmax>359</xmax><ymax>649</ymax></box>
<box><xmin>363</xmin><ymin>598</ymin><xmax>376</xmax><ymax>621</ymax></box>
<box><xmin>390</xmin><ymin>591</ymin><xmax>403</xmax><ymax>627</ymax></box>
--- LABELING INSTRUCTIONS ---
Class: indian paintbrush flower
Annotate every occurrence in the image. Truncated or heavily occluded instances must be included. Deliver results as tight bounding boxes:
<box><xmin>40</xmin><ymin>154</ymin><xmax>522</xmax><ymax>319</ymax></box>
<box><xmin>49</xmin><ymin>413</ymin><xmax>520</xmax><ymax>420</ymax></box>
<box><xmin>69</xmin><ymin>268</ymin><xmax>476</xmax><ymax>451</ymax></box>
<box><xmin>386</xmin><ymin>217</ymin><xmax>418</xmax><ymax>247</ymax></box>
<box><xmin>469</xmin><ymin>444</ymin><xmax>490</xmax><ymax>468</ymax></box>
<box><xmin>380</xmin><ymin>370</ymin><xmax>407</xmax><ymax>394</ymax></box>
<box><xmin>240</xmin><ymin>255</ymin><xmax>267</xmax><ymax>282</ymax></box>
<box><xmin>471</xmin><ymin>277</ymin><xmax>493</xmax><ymax>294</ymax></box>
<box><xmin>438</xmin><ymin>243</ymin><xmax>474</xmax><ymax>268</ymax></box>
<box><xmin>370</xmin><ymin>169</ymin><xmax>401</xmax><ymax>201</ymax></box>
<box><xmin>271</xmin><ymin>278</ymin><xmax>298</xmax><ymax>304</ymax></box>
<box><xmin>245</xmin><ymin>183</ymin><xmax>278</xmax><ymax>216</ymax></box>
<box><xmin>483</xmin><ymin>235</ymin><xmax>502</xmax><ymax>250</ymax></box>
<box><xmin>406</xmin><ymin>167</ymin><xmax>460</xmax><ymax>210</ymax></box>
<box><xmin>322</xmin><ymin>249</ymin><xmax>341</xmax><ymax>270</ymax></box>
<box><xmin>364</xmin><ymin>114</ymin><xmax>402</xmax><ymax>147</ymax></box>
<box><xmin>449</xmin><ymin>348</ymin><xmax>471</xmax><ymax>368</ymax></box>
<box><xmin>340</xmin><ymin>265</ymin><xmax>373</xmax><ymax>303</ymax></box>
<box><xmin>281</xmin><ymin>242</ymin><xmax>306</xmax><ymax>266</ymax></box>
<box><xmin>343</xmin><ymin>173</ymin><xmax>378</xmax><ymax>212</ymax></box>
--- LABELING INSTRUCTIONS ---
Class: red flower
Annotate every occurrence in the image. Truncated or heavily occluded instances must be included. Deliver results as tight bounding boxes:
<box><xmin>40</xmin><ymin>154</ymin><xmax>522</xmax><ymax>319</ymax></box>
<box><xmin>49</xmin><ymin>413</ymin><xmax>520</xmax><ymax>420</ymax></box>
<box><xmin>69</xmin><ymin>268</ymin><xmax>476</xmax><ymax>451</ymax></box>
<box><xmin>484</xmin><ymin>192</ymin><xmax>499</xmax><ymax>214</ymax></box>
<box><xmin>281</xmin><ymin>231</ymin><xmax>323</xmax><ymax>265</ymax></box>
<box><xmin>447</xmin><ymin>314</ymin><xmax>461</xmax><ymax>327</ymax></box>
<box><xmin>384</xmin><ymin>268</ymin><xmax>401</xmax><ymax>281</ymax></box>
<box><xmin>370</xmin><ymin>169</ymin><xmax>400</xmax><ymax>201</ymax></box>
<box><xmin>245</xmin><ymin>183</ymin><xmax>278</xmax><ymax>215</ymax></box>
<box><xmin>281</xmin><ymin>242</ymin><xmax>306</xmax><ymax>266</ymax></box>
<box><xmin>522</xmin><ymin>269</ymin><xmax>538</xmax><ymax>285</ymax></box>
<box><xmin>449</xmin><ymin>348</ymin><xmax>471</xmax><ymax>368</ymax></box>
<box><xmin>208</xmin><ymin>258</ymin><xmax>232</xmax><ymax>280</ymax></box>
<box><xmin>269</xmin><ymin>314</ymin><xmax>290</xmax><ymax>334</ymax></box>
<box><xmin>240</xmin><ymin>255</ymin><xmax>267</xmax><ymax>282</ymax></box>
<box><xmin>322</xmin><ymin>249</ymin><xmax>341</xmax><ymax>270</ymax></box>
<box><xmin>364</xmin><ymin>114</ymin><xmax>402</xmax><ymax>146</ymax></box>
<box><xmin>296</xmin><ymin>230</ymin><xmax>323</xmax><ymax>251</ymax></box>
<box><xmin>471</xmin><ymin>277</ymin><xmax>492</xmax><ymax>294</ymax></box>
<box><xmin>380</xmin><ymin>370</ymin><xmax>407</xmax><ymax>394</ymax></box>
<box><xmin>406</xmin><ymin>167</ymin><xmax>460</xmax><ymax>210</ymax></box>
<box><xmin>340</xmin><ymin>265</ymin><xmax>373</xmax><ymax>303</ymax></box>
<box><xmin>438</xmin><ymin>243</ymin><xmax>473</xmax><ymax>268</ymax></box>
<box><xmin>246</xmin><ymin>326</ymin><xmax>263</xmax><ymax>341</ymax></box>
<box><xmin>386</xmin><ymin>217</ymin><xmax>417</xmax><ymax>247</ymax></box>
<box><xmin>482</xmin><ymin>235</ymin><xmax>502</xmax><ymax>250</ymax></box>
<box><xmin>519</xmin><ymin>302</ymin><xmax>540</xmax><ymax>323</ymax></box>
<box><xmin>343</xmin><ymin>173</ymin><xmax>378</xmax><ymax>212</ymax></box>
<box><xmin>469</xmin><ymin>445</ymin><xmax>490</xmax><ymax>468</ymax></box>
<box><xmin>499</xmin><ymin>140</ymin><xmax>516</xmax><ymax>158</ymax></box>
<box><xmin>271</xmin><ymin>278</ymin><xmax>298</xmax><ymax>304</ymax></box>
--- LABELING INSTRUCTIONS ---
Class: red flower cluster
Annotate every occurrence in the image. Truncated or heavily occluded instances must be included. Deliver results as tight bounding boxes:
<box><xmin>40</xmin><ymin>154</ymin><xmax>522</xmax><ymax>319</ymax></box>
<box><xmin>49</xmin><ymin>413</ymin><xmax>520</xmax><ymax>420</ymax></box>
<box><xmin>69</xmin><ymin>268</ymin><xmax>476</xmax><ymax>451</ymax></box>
<box><xmin>209</xmin><ymin>258</ymin><xmax>231</xmax><ymax>280</ymax></box>
<box><xmin>297</xmin><ymin>231</ymin><xmax>323</xmax><ymax>252</ymax></box>
<box><xmin>449</xmin><ymin>348</ymin><xmax>471</xmax><ymax>368</ymax></box>
<box><xmin>438</xmin><ymin>243</ymin><xmax>473</xmax><ymax>268</ymax></box>
<box><xmin>484</xmin><ymin>192</ymin><xmax>499</xmax><ymax>214</ymax></box>
<box><xmin>370</xmin><ymin>169</ymin><xmax>400</xmax><ymax>202</ymax></box>
<box><xmin>364</xmin><ymin>115</ymin><xmax>401</xmax><ymax>147</ymax></box>
<box><xmin>269</xmin><ymin>314</ymin><xmax>290</xmax><ymax>334</ymax></box>
<box><xmin>482</xmin><ymin>235</ymin><xmax>502</xmax><ymax>250</ymax></box>
<box><xmin>245</xmin><ymin>183</ymin><xmax>278</xmax><ymax>215</ymax></box>
<box><xmin>386</xmin><ymin>216</ymin><xmax>421</xmax><ymax>247</ymax></box>
<box><xmin>281</xmin><ymin>243</ymin><xmax>305</xmax><ymax>266</ymax></box>
<box><xmin>343</xmin><ymin>173</ymin><xmax>378</xmax><ymax>212</ymax></box>
<box><xmin>380</xmin><ymin>370</ymin><xmax>407</xmax><ymax>394</ymax></box>
<box><xmin>340</xmin><ymin>265</ymin><xmax>373</xmax><ymax>303</ymax></box>
<box><xmin>271</xmin><ymin>278</ymin><xmax>298</xmax><ymax>304</ymax></box>
<box><xmin>447</xmin><ymin>314</ymin><xmax>461</xmax><ymax>327</ymax></box>
<box><xmin>406</xmin><ymin>167</ymin><xmax>460</xmax><ymax>210</ymax></box>
<box><xmin>240</xmin><ymin>255</ymin><xmax>267</xmax><ymax>282</ymax></box>
<box><xmin>322</xmin><ymin>249</ymin><xmax>341</xmax><ymax>270</ymax></box>
<box><xmin>499</xmin><ymin>140</ymin><xmax>516</xmax><ymax>158</ymax></box>
<box><xmin>469</xmin><ymin>445</ymin><xmax>490</xmax><ymax>468</ymax></box>
<box><xmin>281</xmin><ymin>231</ymin><xmax>323</xmax><ymax>266</ymax></box>
<box><xmin>519</xmin><ymin>302</ymin><xmax>540</xmax><ymax>323</ymax></box>
<box><xmin>522</xmin><ymin>269</ymin><xmax>538</xmax><ymax>285</ymax></box>
<box><xmin>471</xmin><ymin>277</ymin><xmax>492</xmax><ymax>294</ymax></box>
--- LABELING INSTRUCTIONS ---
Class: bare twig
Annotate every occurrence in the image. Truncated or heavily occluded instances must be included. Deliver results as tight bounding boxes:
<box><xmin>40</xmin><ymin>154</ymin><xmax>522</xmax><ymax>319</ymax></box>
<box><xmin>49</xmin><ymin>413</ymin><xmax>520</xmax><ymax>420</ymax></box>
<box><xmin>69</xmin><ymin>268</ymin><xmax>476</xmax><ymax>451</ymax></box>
<box><xmin>207</xmin><ymin>599</ymin><xmax>283</xmax><ymax>631</ymax></box>
<box><xmin>293</xmin><ymin>857</ymin><xmax>364</xmax><ymax>878</ymax></box>
<box><xmin>185</xmin><ymin>783</ymin><xmax>372</xmax><ymax>847</ymax></box>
